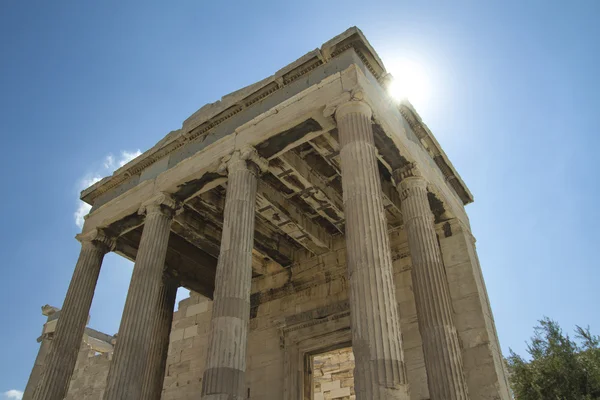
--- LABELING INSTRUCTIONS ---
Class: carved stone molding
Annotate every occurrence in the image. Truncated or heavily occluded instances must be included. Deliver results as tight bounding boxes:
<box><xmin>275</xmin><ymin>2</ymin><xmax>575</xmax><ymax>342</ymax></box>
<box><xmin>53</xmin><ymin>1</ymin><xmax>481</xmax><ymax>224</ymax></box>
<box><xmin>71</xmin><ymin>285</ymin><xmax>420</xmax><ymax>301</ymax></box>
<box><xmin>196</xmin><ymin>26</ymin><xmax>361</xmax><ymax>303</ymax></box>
<box><xmin>282</xmin><ymin>301</ymin><xmax>350</xmax><ymax>336</ymax></box>
<box><xmin>392</xmin><ymin>162</ymin><xmax>421</xmax><ymax>184</ymax></box>
<box><xmin>138</xmin><ymin>192</ymin><xmax>180</xmax><ymax>217</ymax></box>
<box><xmin>435</xmin><ymin>218</ymin><xmax>476</xmax><ymax>244</ymax></box>
<box><xmin>218</xmin><ymin>146</ymin><xmax>269</xmax><ymax>176</ymax></box>
<box><xmin>75</xmin><ymin>229</ymin><xmax>115</xmax><ymax>252</ymax></box>
<box><xmin>392</xmin><ymin>163</ymin><xmax>430</xmax><ymax>203</ymax></box>
<box><xmin>281</xmin><ymin>302</ymin><xmax>352</xmax><ymax>400</ymax></box>
<box><xmin>334</xmin><ymin>98</ymin><xmax>372</xmax><ymax>122</ymax></box>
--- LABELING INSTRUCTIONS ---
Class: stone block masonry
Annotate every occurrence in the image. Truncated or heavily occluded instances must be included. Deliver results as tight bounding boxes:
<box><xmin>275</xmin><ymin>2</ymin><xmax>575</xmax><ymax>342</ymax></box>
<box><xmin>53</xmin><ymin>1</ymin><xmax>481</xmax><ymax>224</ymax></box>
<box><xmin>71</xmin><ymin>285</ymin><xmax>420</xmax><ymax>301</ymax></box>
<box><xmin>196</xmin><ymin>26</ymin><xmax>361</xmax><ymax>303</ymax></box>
<box><xmin>26</xmin><ymin>26</ymin><xmax>509</xmax><ymax>400</ymax></box>
<box><xmin>312</xmin><ymin>347</ymin><xmax>356</xmax><ymax>400</ymax></box>
<box><xmin>31</xmin><ymin>223</ymin><xmax>507</xmax><ymax>399</ymax></box>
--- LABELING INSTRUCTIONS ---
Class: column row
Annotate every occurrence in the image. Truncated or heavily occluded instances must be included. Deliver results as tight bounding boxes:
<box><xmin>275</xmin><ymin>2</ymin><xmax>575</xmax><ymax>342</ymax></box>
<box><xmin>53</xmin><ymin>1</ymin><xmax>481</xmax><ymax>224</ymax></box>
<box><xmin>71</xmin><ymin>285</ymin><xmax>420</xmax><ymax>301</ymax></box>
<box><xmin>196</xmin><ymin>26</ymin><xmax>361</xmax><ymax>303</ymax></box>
<box><xmin>33</xmin><ymin>194</ymin><xmax>181</xmax><ymax>400</ymax></box>
<box><xmin>336</xmin><ymin>101</ymin><xmax>468</xmax><ymax>399</ymax></box>
<box><xmin>33</xmin><ymin>100</ymin><xmax>469</xmax><ymax>400</ymax></box>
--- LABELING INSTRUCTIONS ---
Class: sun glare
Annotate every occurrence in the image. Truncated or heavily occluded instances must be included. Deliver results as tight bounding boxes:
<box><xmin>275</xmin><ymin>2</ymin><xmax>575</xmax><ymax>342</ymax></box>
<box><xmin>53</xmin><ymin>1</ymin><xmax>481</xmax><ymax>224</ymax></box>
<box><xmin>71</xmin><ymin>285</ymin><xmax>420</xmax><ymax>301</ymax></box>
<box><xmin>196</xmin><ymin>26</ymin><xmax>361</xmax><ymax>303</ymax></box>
<box><xmin>387</xmin><ymin>59</ymin><xmax>431</xmax><ymax>107</ymax></box>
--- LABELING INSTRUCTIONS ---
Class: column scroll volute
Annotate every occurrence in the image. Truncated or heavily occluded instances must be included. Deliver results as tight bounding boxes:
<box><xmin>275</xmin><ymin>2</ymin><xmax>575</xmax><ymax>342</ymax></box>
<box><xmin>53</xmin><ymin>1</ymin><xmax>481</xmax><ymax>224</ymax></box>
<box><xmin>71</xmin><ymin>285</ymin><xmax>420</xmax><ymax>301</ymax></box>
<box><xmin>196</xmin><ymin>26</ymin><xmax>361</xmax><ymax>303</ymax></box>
<box><xmin>138</xmin><ymin>192</ymin><xmax>181</xmax><ymax>218</ymax></box>
<box><xmin>217</xmin><ymin>145</ymin><xmax>269</xmax><ymax>177</ymax></box>
<box><xmin>75</xmin><ymin>228</ymin><xmax>116</xmax><ymax>253</ymax></box>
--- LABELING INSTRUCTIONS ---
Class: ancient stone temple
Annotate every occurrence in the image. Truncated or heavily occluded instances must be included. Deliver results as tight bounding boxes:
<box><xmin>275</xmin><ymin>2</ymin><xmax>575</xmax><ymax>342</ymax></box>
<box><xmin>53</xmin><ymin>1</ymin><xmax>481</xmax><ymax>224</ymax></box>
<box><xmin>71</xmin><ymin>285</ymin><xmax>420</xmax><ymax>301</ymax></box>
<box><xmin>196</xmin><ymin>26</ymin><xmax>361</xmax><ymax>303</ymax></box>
<box><xmin>25</xmin><ymin>27</ymin><xmax>511</xmax><ymax>400</ymax></box>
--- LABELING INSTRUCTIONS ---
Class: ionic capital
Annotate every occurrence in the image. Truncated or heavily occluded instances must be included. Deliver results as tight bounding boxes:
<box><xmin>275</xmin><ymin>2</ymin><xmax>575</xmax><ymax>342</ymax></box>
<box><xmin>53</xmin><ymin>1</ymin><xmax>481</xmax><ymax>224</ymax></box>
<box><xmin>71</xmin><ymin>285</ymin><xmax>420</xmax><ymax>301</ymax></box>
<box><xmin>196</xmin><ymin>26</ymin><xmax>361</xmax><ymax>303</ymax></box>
<box><xmin>139</xmin><ymin>192</ymin><xmax>180</xmax><ymax>217</ymax></box>
<box><xmin>76</xmin><ymin>228</ymin><xmax>115</xmax><ymax>252</ymax></box>
<box><xmin>218</xmin><ymin>145</ymin><xmax>268</xmax><ymax>176</ymax></box>
<box><xmin>392</xmin><ymin>163</ymin><xmax>429</xmax><ymax>200</ymax></box>
<box><xmin>335</xmin><ymin>99</ymin><xmax>372</xmax><ymax>121</ymax></box>
<box><xmin>392</xmin><ymin>162</ymin><xmax>424</xmax><ymax>184</ymax></box>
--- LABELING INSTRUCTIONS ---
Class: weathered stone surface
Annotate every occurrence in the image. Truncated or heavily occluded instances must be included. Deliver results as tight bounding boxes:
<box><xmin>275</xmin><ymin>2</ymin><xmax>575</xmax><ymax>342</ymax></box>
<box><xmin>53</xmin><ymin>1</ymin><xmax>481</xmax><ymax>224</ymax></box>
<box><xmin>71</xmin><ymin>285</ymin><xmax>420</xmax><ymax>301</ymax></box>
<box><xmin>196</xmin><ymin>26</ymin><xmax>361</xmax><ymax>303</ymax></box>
<box><xmin>313</xmin><ymin>347</ymin><xmax>356</xmax><ymax>400</ymax></box>
<box><xmin>104</xmin><ymin>194</ymin><xmax>179</xmax><ymax>400</ymax></box>
<box><xmin>33</xmin><ymin>230</ymin><xmax>113</xmax><ymax>400</ymax></box>
<box><xmin>65</xmin><ymin>343</ymin><xmax>112</xmax><ymax>400</ymax></box>
<box><xmin>337</xmin><ymin>100</ymin><xmax>409</xmax><ymax>400</ymax></box>
<box><xmin>201</xmin><ymin>149</ymin><xmax>262</xmax><ymax>400</ymax></box>
<box><xmin>437</xmin><ymin>218</ymin><xmax>512</xmax><ymax>400</ymax></box>
<box><xmin>394</xmin><ymin>164</ymin><xmax>469</xmax><ymax>400</ymax></box>
<box><xmin>23</xmin><ymin>305</ymin><xmax>60</xmax><ymax>400</ymax></box>
<box><xmin>141</xmin><ymin>276</ymin><xmax>179</xmax><ymax>400</ymax></box>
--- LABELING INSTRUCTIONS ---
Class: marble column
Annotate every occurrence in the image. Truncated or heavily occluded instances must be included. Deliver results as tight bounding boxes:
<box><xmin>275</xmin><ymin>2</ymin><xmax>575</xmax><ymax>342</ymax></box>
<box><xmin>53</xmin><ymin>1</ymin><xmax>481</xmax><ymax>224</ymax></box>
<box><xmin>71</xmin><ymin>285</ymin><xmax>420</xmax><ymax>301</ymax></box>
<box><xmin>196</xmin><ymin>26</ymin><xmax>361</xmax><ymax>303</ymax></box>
<box><xmin>23</xmin><ymin>306</ymin><xmax>59</xmax><ymax>400</ymax></box>
<box><xmin>393</xmin><ymin>164</ymin><xmax>469</xmax><ymax>400</ymax></box>
<box><xmin>103</xmin><ymin>193</ymin><xmax>179</xmax><ymax>400</ymax></box>
<box><xmin>140</xmin><ymin>274</ymin><xmax>179</xmax><ymax>400</ymax></box>
<box><xmin>23</xmin><ymin>336</ymin><xmax>51</xmax><ymax>400</ymax></box>
<box><xmin>33</xmin><ymin>230</ymin><xmax>113</xmax><ymax>400</ymax></box>
<box><xmin>336</xmin><ymin>100</ymin><xmax>410</xmax><ymax>400</ymax></box>
<box><xmin>201</xmin><ymin>147</ymin><xmax>266</xmax><ymax>400</ymax></box>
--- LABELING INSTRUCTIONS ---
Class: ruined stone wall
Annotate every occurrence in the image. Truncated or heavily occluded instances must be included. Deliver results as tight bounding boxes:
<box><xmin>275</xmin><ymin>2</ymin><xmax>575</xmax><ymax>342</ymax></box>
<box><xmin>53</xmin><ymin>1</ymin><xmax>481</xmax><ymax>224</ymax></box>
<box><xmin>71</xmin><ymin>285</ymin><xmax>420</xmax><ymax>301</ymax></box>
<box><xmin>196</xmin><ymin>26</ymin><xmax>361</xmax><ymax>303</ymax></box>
<box><xmin>65</xmin><ymin>343</ymin><xmax>111</xmax><ymax>400</ymax></box>
<box><xmin>312</xmin><ymin>347</ymin><xmax>355</xmax><ymax>400</ymax></box>
<box><xmin>162</xmin><ymin>294</ymin><xmax>211</xmax><ymax>399</ymax></box>
<box><xmin>160</xmin><ymin>232</ymin><xmax>431</xmax><ymax>400</ymax></box>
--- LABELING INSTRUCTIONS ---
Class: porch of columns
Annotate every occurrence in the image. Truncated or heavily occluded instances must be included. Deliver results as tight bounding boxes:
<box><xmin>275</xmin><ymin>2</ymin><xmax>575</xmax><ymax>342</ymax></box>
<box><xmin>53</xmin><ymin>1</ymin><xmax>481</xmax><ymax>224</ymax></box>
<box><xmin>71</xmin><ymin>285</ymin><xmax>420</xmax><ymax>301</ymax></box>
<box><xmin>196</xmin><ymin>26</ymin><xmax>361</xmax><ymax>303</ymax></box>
<box><xmin>335</xmin><ymin>100</ymin><xmax>410</xmax><ymax>400</ymax></box>
<box><xmin>201</xmin><ymin>147</ymin><xmax>267</xmax><ymax>400</ymax></box>
<box><xmin>103</xmin><ymin>193</ymin><xmax>180</xmax><ymax>400</ymax></box>
<box><xmin>392</xmin><ymin>164</ymin><xmax>469</xmax><ymax>400</ymax></box>
<box><xmin>32</xmin><ymin>229</ymin><xmax>114</xmax><ymax>400</ymax></box>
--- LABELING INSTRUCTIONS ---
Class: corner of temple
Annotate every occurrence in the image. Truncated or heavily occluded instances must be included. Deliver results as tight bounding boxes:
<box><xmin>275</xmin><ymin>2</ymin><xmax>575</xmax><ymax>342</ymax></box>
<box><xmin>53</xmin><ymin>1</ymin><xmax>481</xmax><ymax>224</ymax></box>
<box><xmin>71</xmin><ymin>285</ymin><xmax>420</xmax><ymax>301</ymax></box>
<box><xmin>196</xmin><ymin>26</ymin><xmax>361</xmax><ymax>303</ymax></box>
<box><xmin>75</xmin><ymin>228</ymin><xmax>116</xmax><ymax>251</ymax></box>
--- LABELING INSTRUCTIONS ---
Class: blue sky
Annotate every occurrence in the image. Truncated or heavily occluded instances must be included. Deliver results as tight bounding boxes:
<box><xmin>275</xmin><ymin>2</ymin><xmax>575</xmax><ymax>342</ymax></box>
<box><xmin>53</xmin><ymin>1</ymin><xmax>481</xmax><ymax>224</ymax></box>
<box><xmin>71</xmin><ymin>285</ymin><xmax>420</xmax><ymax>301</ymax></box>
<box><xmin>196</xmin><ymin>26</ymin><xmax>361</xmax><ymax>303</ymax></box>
<box><xmin>1</xmin><ymin>1</ymin><xmax>599</xmax><ymax>397</ymax></box>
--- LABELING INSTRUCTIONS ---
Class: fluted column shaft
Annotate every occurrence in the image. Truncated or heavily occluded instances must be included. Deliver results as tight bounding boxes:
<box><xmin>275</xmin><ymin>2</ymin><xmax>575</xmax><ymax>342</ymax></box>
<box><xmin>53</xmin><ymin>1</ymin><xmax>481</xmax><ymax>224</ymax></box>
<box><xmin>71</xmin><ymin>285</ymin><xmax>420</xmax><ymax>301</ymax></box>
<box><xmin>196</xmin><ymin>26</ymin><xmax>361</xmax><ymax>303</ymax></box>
<box><xmin>201</xmin><ymin>150</ymin><xmax>261</xmax><ymax>400</ymax></box>
<box><xmin>104</xmin><ymin>194</ymin><xmax>178</xmax><ymax>400</ymax></box>
<box><xmin>395</xmin><ymin>169</ymin><xmax>469</xmax><ymax>400</ymax></box>
<box><xmin>336</xmin><ymin>100</ymin><xmax>409</xmax><ymax>400</ymax></box>
<box><xmin>23</xmin><ymin>334</ymin><xmax>52</xmax><ymax>400</ymax></box>
<box><xmin>141</xmin><ymin>275</ymin><xmax>178</xmax><ymax>400</ymax></box>
<box><xmin>33</xmin><ymin>230</ymin><xmax>112</xmax><ymax>400</ymax></box>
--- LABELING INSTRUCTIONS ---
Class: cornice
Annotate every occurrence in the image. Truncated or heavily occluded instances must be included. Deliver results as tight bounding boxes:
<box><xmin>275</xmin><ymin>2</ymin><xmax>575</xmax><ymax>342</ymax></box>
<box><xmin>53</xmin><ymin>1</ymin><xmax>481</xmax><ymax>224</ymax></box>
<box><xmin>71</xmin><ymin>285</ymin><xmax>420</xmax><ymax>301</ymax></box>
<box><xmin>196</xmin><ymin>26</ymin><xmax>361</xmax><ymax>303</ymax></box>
<box><xmin>398</xmin><ymin>102</ymin><xmax>474</xmax><ymax>205</ymax></box>
<box><xmin>80</xmin><ymin>27</ymin><xmax>384</xmax><ymax>206</ymax></box>
<box><xmin>80</xmin><ymin>26</ymin><xmax>473</xmax><ymax>211</ymax></box>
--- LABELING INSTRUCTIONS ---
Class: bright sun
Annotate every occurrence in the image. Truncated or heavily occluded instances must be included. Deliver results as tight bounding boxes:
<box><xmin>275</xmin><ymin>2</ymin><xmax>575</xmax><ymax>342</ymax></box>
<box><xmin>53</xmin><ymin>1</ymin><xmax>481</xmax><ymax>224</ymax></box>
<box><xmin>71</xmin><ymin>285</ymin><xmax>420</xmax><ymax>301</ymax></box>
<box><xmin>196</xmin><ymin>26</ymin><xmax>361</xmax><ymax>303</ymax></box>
<box><xmin>386</xmin><ymin>59</ymin><xmax>431</xmax><ymax>107</ymax></box>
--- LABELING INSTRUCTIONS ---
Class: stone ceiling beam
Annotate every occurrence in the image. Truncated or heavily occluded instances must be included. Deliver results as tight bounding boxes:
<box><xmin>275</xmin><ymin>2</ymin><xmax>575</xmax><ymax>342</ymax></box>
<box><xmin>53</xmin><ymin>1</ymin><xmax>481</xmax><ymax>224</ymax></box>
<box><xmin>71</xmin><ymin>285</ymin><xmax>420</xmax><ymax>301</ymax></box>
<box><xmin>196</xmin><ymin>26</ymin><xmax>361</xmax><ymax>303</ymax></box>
<box><xmin>270</xmin><ymin>151</ymin><xmax>344</xmax><ymax>232</ymax></box>
<box><xmin>308</xmin><ymin>132</ymin><xmax>403</xmax><ymax>227</ymax></box>
<box><xmin>176</xmin><ymin>203</ymin><xmax>287</xmax><ymax>274</ymax></box>
<box><xmin>256</xmin><ymin>180</ymin><xmax>331</xmax><ymax>255</ymax></box>
<box><xmin>172</xmin><ymin>211</ymin><xmax>221</xmax><ymax>258</ymax></box>
<box><xmin>186</xmin><ymin>195</ymin><xmax>295</xmax><ymax>268</ymax></box>
<box><xmin>114</xmin><ymin>232</ymin><xmax>216</xmax><ymax>299</ymax></box>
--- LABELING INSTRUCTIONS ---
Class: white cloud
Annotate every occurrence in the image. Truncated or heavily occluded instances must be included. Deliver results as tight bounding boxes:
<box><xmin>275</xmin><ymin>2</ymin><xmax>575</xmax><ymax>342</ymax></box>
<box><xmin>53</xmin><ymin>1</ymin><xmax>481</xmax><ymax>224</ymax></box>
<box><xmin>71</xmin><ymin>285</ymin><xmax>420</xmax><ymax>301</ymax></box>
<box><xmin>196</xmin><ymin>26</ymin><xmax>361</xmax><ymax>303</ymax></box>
<box><xmin>73</xmin><ymin>150</ymin><xmax>142</xmax><ymax>228</ymax></box>
<box><xmin>80</xmin><ymin>175</ymin><xmax>103</xmax><ymax>191</ymax></box>
<box><xmin>119</xmin><ymin>150</ymin><xmax>142</xmax><ymax>167</ymax></box>
<box><xmin>3</xmin><ymin>390</ymin><xmax>23</xmax><ymax>400</ymax></box>
<box><xmin>103</xmin><ymin>154</ymin><xmax>114</xmax><ymax>169</ymax></box>
<box><xmin>74</xmin><ymin>202</ymin><xmax>92</xmax><ymax>229</ymax></box>
<box><xmin>74</xmin><ymin>175</ymin><xmax>102</xmax><ymax>228</ymax></box>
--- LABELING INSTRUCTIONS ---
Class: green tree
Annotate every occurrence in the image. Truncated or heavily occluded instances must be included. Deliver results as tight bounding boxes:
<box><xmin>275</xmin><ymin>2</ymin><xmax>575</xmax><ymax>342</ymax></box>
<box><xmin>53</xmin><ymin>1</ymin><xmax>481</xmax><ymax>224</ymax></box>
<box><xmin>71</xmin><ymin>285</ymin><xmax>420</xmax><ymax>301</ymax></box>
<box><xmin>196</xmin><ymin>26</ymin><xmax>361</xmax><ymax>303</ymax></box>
<box><xmin>507</xmin><ymin>317</ymin><xmax>600</xmax><ymax>399</ymax></box>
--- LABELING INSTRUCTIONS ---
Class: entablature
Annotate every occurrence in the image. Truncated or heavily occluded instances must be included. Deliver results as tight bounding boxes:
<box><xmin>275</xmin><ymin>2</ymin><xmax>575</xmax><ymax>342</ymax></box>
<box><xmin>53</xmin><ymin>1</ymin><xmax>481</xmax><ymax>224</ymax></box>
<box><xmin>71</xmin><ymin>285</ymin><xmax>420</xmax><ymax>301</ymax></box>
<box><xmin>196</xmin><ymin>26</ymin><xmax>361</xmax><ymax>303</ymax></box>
<box><xmin>77</xmin><ymin>27</ymin><xmax>474</xmax><ymax>295</ymax></box>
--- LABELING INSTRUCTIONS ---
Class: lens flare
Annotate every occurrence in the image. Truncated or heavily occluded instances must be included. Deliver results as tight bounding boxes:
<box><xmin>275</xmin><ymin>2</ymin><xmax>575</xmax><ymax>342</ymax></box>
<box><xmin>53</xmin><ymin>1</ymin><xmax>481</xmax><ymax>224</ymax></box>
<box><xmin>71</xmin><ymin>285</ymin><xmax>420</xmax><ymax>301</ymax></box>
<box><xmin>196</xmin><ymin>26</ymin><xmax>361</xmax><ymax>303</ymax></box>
<box><xmin>386</xmin><ymin>59</ymin><xmax>431</xmax><ymax>108</ymax></box>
